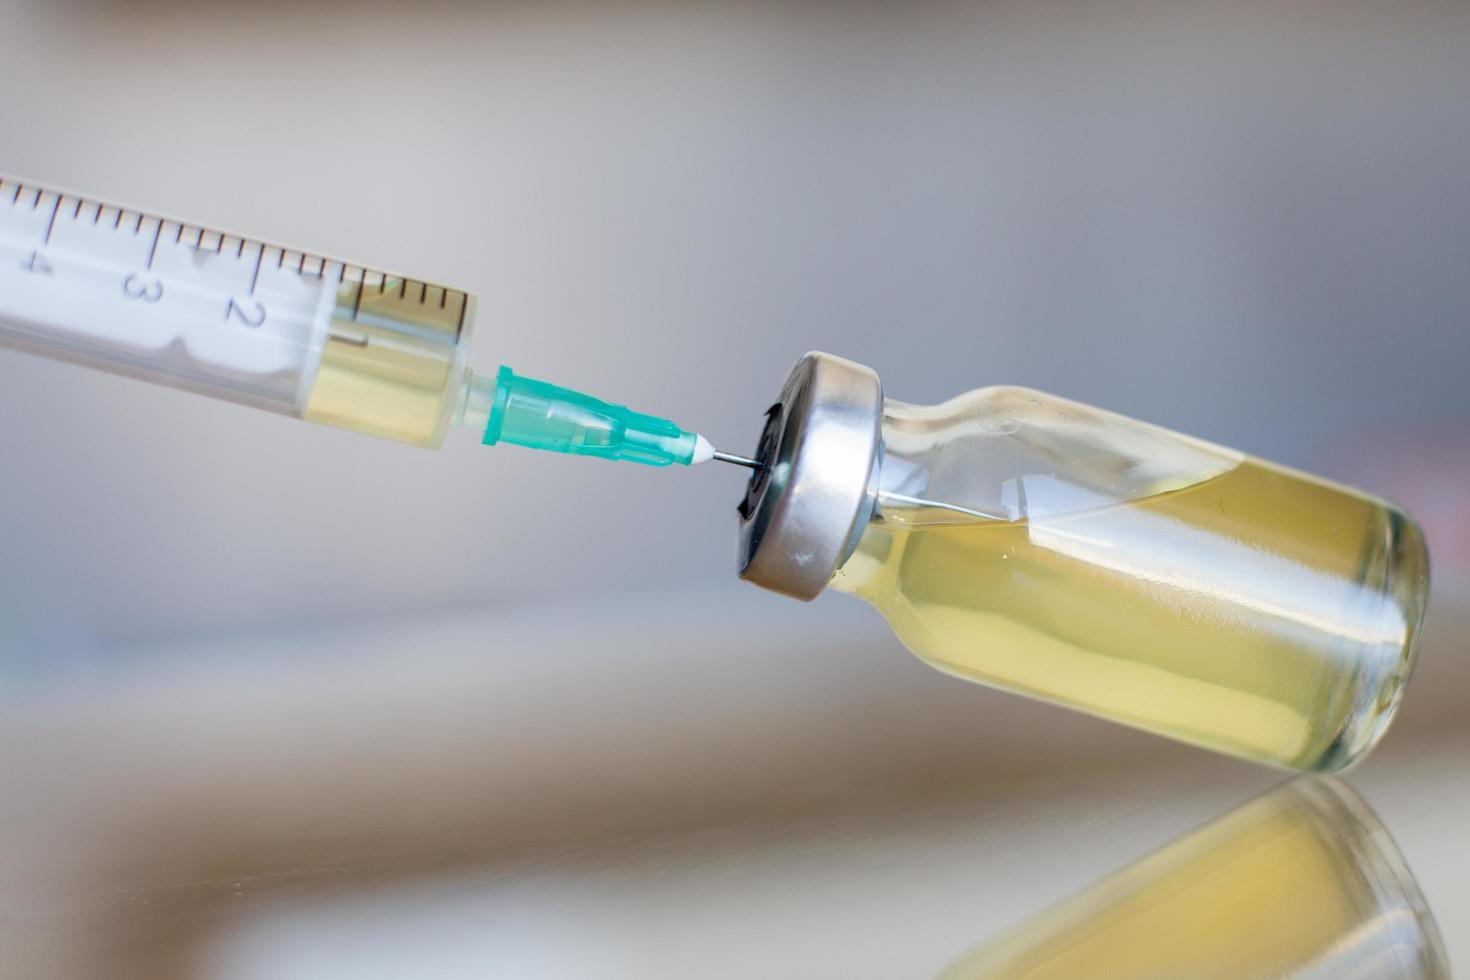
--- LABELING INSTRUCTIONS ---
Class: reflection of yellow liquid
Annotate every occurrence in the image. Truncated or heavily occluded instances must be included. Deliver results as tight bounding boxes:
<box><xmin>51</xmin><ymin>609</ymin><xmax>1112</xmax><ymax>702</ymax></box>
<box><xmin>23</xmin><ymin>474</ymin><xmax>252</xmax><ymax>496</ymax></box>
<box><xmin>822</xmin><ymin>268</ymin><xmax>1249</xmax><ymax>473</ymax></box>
<box><xmin>833</xmin><ymin>460</ymin><xmax>1429</xmax><ymax>771</ymax></box>
<box><xmin>940</xmin><ymin>779</ymin><xmax>1447</xmax><ymax>979</ymax></box>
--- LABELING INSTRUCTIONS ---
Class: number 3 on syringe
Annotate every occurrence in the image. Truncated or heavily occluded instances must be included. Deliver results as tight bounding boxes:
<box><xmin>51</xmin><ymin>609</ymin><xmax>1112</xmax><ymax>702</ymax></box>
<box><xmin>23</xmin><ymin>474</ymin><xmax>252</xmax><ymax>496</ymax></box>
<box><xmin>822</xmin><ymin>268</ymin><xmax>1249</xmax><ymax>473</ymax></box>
<box><xmin>123</xmin><ymin>273</ymin><xmax>163</xmax><ymax>303</ymax></box>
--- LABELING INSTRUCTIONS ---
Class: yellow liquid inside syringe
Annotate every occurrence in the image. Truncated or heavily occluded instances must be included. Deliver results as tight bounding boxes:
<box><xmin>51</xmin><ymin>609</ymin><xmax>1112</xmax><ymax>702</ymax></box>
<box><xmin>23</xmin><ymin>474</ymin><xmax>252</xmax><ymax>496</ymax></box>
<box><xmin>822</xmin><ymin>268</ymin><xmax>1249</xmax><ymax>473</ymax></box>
<box><xmin>305</xmin><ymin>276</ymin><xmax>475</xmax><ymax>447</ymax></box>
<box><xmin>832</xmin><ymin>460</ymin><xmax>1429</xmax><ymax>771</ymax></box>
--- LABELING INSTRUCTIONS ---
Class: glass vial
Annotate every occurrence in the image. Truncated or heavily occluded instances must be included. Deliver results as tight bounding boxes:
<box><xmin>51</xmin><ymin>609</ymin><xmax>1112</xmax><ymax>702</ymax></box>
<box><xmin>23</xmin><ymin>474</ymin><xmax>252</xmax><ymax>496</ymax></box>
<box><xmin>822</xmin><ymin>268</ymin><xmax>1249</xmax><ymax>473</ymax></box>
<box><xmin>736</xmin><ymin>353</ymin><xmax>1429</xmax><ymax>772</ymax></box>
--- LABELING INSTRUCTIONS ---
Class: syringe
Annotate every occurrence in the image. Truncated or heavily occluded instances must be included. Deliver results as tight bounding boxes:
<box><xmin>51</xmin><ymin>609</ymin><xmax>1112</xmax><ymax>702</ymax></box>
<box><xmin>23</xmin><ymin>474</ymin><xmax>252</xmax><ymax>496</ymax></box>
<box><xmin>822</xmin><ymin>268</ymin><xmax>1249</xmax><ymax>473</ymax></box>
<box><xmin>0</xmin><ymin>174</ymin><xmax>759</xmax><ymax>469</ymax></box>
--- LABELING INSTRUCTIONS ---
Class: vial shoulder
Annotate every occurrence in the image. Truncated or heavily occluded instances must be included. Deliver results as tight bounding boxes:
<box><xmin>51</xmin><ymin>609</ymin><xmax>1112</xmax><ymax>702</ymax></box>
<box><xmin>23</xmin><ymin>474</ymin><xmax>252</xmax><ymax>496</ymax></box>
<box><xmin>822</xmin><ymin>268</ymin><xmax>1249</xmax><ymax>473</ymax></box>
<box><xmin>878</xmin><ymin>384</ymin><xmax>1244</xmax><ymax>525</ymax></box>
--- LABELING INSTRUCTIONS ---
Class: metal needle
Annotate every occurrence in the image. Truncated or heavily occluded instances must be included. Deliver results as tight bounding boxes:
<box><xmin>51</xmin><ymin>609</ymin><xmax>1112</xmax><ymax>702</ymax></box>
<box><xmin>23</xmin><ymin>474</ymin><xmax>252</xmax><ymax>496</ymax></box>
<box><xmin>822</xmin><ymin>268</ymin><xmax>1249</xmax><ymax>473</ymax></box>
<box><xmin>712</xmin><ymin>450</ymin><xmax>763</xmax><ymax>469</ymax></box>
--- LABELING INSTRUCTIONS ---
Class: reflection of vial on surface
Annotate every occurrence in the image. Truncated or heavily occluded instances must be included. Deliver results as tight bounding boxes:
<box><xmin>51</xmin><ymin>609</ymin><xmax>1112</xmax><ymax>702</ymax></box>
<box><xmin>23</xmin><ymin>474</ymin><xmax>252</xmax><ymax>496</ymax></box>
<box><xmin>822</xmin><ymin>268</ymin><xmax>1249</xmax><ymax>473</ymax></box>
<box><xmin>937</xmin><ymin>778</ymin><xmax>1447</xmax><ymax>980</ymax></box>
<box><xmin>737</xmin><ymin>354</ymin><xmax>1430</xmax><ymax>772</ymax></box>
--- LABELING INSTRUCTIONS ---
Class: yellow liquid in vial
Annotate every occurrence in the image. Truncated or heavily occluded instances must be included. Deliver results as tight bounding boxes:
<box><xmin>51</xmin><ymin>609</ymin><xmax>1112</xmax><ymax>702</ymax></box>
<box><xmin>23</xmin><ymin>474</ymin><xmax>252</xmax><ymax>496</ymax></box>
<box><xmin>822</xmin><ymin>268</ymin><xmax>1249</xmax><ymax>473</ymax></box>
<box><xmin>832</xmin><ymin>460</ymin><xmax>1429</xmax><ymax>771</ymax></box>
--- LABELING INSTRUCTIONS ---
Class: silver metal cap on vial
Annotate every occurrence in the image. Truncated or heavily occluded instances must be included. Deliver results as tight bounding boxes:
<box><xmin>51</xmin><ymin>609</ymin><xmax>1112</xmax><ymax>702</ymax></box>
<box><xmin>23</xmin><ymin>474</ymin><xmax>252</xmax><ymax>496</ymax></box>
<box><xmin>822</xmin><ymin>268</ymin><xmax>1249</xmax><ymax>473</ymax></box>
<box><xmin>737</xmin><ymin>352</ymin><xmax>883</xmax><ymax>601</ymax></box>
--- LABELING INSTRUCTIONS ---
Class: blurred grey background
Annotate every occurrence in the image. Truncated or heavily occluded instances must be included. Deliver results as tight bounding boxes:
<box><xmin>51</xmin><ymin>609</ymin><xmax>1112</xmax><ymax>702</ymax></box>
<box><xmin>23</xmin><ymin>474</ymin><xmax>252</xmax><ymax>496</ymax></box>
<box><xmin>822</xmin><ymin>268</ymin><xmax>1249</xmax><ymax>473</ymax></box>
<box><xmin>0</xmin><ymin>3</ymin><xmax>1469</xmax><ymax>977</ymax></box>
<box><xmin>1</xmin><ymin>0</ymin><xmax>1467</xmax><ymax>653</ymax></box>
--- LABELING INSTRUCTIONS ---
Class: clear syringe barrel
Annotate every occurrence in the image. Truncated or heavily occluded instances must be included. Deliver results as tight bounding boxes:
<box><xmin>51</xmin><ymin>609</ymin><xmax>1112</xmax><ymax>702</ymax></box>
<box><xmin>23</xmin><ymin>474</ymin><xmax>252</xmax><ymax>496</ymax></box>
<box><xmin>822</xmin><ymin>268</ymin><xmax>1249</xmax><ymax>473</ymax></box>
<box><xmin>0</xmin><ymin>176</ymin><xmax>474</xmax><ymax>447</ymax></box>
